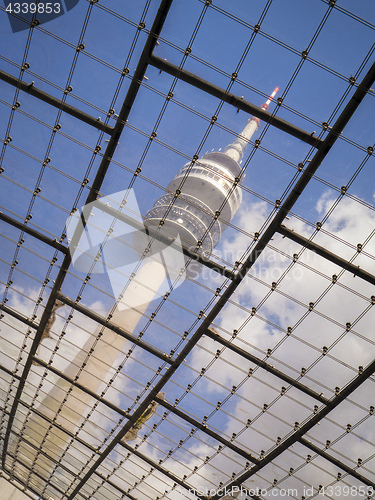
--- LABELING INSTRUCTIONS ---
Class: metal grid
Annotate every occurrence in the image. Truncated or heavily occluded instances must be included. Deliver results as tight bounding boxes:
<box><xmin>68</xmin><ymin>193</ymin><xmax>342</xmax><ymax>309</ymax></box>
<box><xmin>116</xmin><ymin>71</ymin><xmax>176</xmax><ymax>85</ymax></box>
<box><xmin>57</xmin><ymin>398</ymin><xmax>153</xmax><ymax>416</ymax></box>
<box><xmin>0</xmin><ymin>0</ymin><xmax>375</xmax><ymax>499</ymax></box>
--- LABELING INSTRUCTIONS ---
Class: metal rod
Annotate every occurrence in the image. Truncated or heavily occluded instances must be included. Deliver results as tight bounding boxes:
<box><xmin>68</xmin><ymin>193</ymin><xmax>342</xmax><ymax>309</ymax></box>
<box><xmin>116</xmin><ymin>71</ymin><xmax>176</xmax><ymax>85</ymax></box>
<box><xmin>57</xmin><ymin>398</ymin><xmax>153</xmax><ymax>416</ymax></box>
<box><xmin>18</xmin><ymin>399</ymin><xmax>97</xmax><ymax>452</ymax></box>
<box><xmin>0</xmin><ymin>69</ymin><xmax>114</xmax><ymax>135</ymax></box>
<box><xmin>204</xmin><ymin>328</ymin><xmax>329</xmax><ymax>404</ymax></box>
<box><xmin>2</xmin><ymin>464</ymin><xmax>55</xmax><ymax>500</ymax></box>
<box><xmin>278</xmin><ymin>224</ymin><xmax>375</xmax><ymax>286</ymax></box>
<box><xmin>6</xmin><ymin>427</ymin><xmax>76</xmax><ymax>479</ymax></box>
<box><xmin>149</xmin><ymin>55</ymin><xmax>323</xmax><ymax>148</ymax></box>
<box><xmin>4</xmin><ymin>405</ymin><xmax>136</xmax><ymax>500</ymax></box>
<box><xmin>155</xmin><ymin>395</ymin><xmax>259</xmax><ymax>464</ymax></box>
<box><xmin>3</xmin><ymin>9</ymin><xmax>373</xmax><ymax>499</ymax></box>
<box><xmin>299</xmin><ymin>437</ymin><xmax>375</xmax><ymax>489</ymax></box>
<box><xmin>1</xmin><ymin>251</ymin><xmax>71</xmax><ymax>470</ymax></box>
<box><xmin>0</xmin><ymin>404</ymin><xmax>10</xmax><ymax>415</ymax></box>
<box><xmin>33</xmin><ymin>357</ymin><xmax>131</xmax><ymax>420</ymax></box>
<box><xmin>94</xmin><ymin>471</ymin><xmax>138</xmax><ymax>500</ymax></box>
<box><xmin>55</xmin><ymin>292</ymin><xmax>174</xmax><ymax>364</ymax></box>
<box><xmin>0</xmin><ymin>303</ymin><xmax>38</xmax><ymax>331</ymax></box>
<box><xmin>13</xmin><ymin>357</ymin><xmax>259</xmax><ymax>490</ymax></box>
<box><xmin>0</xmin><ymin>211</ymin><xmax>68</xmax><ymax>254</ymax></box>
<box><xmin>0</xmin><ymin>363</ymin><xmax>21</xmax><ymax>380</ymax></box>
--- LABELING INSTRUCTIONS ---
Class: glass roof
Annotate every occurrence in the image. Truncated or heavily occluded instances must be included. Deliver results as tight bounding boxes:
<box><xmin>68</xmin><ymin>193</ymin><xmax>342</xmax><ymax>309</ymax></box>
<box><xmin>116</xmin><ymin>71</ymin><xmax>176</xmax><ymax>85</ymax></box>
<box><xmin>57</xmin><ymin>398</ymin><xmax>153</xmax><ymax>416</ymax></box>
<box><xmin>0</xmin><ymin>1</ymin><xmax>375</xmax><ymax>499</ymax></box>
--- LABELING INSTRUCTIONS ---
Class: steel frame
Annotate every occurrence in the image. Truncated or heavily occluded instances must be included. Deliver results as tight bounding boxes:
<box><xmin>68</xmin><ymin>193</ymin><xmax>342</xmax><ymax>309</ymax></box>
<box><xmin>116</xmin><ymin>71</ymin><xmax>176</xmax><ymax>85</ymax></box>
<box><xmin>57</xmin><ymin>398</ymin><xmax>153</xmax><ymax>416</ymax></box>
<box><xmin>4</xmin><ymin>393</ymin><xmax>373</xmax><ymax>500</ymax></box>
<box><xmin>5</xmin><ymin>454</ymin><xmax>67</xmax><ymax>499</ymax></box>
<box><xmin>154</xmin><ymin>395</ymin><xmax>259</xmax><ymax>464</ymax></box>
<box><xmin>94</xmin><ymin>200</ymin><xmax>236</xmax><ymax>279</ymax></box>
<box><xmin>1</xmin><ymin>0</ymin><xmax>175</xmax><ymax>477</ymax></box>
<box><xmin>1</xmin><ymin>468</ymin><xmax>51</xmax><ymax>500</ymax></box>
<box><xmin>214</xmin><ymin>357</ymin><xmax>375</xmax><ymax>499</ymax></box>
<box><xmin>1</xmin><ymin>0</ymin><xmax>375</xmax><ymax>498</ymax></box>
<box><xmin>0</xmin><ymin>303</ymin><xmax>37</xmax><ymax>330</ymax></box>
<box><xmin>0</xmin><ymin>363</ymin><xmax>21</xmax><ymax>380</ymax></box>
<box><xmin>5</xmin><ymin>428</ymin><xmax>78</xmax><ymax>484</ymax></box>
<box><xmin>1</xmin><ymin>193</ymin><xmax>236</xmax><ymax>279</ymax></box>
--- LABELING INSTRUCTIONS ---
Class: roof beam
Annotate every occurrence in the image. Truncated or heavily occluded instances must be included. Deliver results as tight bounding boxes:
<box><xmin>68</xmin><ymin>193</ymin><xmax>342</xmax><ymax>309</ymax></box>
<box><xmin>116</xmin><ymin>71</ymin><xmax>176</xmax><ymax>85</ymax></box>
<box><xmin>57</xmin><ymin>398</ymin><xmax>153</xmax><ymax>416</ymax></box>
<box><xmin>149</xmin><ymin>55</ymin><xmax>324</xmax><ymax>148</ymax></box>
<box><xmin>6</xmin><ymin>428</ymin><xmax>76</xmax><ymax>479</ymax></box>
<box><xmin>33</xmin><ymin>357</ymin><xmax>131</xmax><ymax>420</ymax></box>
<box><xmin>55</xmin><ymin>292</ymin><xmax>174</xmax><ymax>364</ymax></box>
<box><xmin>17</xmin><ymin>399</ymin><xmax>97</xmax><ymax>452</ymax></box>
<box><xmin>65</xmin><ymin>52</ymin><xmax>375</xmax><ymax>500</ymax></box>
<box><xmin>206</xmin><ymin>57</ymin><xmax>375</xmax><ymax>499</ymax></box>
<box><xmin>6</xmin><ymin>454</ymin><xmax>71</xmax><ymax>499</ymax></box>
<box><xmin>1</xmin><ymin>464</ymin><xmax>56</xmax><ymax>500</ymax></box>
<box><xmin>299</xmin><ymin>437</ymin><xmax>375</xmax><ymax>489</ymax></box>
<box><xmin>1</xmin><ymin>0</ymin><xmax>173</xmax><ymax>466</ymax></box>
<box><xmin>2</xmin><ymin>405</ymin><xmax>136</xmax><ymax>500</ymax></box>
<box><xmin>1</xmin><ymin>250</ymin><xmax>72</xmax><ymax>471</ymax></box>
<box><xmin>0</xmin><ymin>211</ymin><xmax>68</xmax><ymax>254</ymax></box>
<box><xmin>96</xmin><ymin>201</ymin><xmax>235</xmax><ymax>280</ymax></box>
<box><xmin>155</xmin><ymin>395</ymin><xmax>259</xmax><ymax>464</ymax></box>
<box><xmin>94</xmin><ymin>471</ymin><xmax>138</xmax><ymax>500</ymax></box>
<box><xmin>278</xmin><ymin>224</ymin><xmax>375</xmax><ymax>286</ymax></box>
<box><xmin>0</xmin><ymin>304</ymin><xmax>38</xmax><ymax>331</ymax></box>
<box><xmin>0</xmin><ymin>362</ymin><xmax>21</xmax><ymax>380</ymax></box>
<box><xmin>204</xmin><ymin>328</ymin><xmax>329</xmax><ymax>404</ymax></box>
<box><xmin>0</xmin><ymin>69</ymin><xmax>114</xmax><ymax>135</ymax></box>
<box><xmin>120</xmin><ymin>440</ymin><xmax>196</xmax><ymax>498</ymax></box>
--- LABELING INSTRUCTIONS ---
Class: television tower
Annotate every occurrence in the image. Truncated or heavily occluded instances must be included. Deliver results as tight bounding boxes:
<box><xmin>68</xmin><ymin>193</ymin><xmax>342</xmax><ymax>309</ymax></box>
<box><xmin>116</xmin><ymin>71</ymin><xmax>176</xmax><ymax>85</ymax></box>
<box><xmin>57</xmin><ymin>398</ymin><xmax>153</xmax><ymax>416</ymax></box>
<box><xmin>18</xmin><ymin>87</ymin><xmax>278</xmax><ymax>494</ymax></box>
<box><xmin>144</xmin><ymin>86</ymin><xmax>279</xmax><ymax>261</ymax></box>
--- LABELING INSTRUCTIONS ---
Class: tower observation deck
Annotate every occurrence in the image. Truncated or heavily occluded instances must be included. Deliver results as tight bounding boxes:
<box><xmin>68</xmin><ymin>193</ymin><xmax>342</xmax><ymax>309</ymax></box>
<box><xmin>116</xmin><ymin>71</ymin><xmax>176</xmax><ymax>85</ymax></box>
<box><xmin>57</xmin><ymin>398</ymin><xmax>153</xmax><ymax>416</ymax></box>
<box><xmin>144</xmin><ymin>87</ymin><xmax>279</xmax><ymax>260</ymax></box>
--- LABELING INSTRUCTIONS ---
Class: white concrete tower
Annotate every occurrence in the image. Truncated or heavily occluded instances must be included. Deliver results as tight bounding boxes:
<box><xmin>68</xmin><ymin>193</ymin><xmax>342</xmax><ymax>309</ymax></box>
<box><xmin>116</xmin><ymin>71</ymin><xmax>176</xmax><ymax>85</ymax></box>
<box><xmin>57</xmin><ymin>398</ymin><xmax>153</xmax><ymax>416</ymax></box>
<box><xmin>144</xmin><ymin>86</ymin><xmax>279</xmax><ymax>260</ymax></box>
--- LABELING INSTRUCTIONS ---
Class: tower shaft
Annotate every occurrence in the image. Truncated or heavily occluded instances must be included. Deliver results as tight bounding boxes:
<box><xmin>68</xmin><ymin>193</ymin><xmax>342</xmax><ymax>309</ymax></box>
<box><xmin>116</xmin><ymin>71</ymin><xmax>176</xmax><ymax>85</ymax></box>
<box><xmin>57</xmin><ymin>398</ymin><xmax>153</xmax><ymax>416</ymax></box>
<box><xmin>225</xmin><ymin>86</ymin><xmax>279</xmax><ymax>163</ymax></box>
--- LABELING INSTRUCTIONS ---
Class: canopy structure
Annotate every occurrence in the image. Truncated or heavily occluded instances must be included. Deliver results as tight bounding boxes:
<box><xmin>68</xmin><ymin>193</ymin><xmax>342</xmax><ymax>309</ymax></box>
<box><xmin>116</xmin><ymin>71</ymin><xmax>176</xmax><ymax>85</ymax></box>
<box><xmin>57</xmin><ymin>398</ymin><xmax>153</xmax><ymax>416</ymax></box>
<box><xmin>0</xmin><ymin>1</ymin><xmax>375</xmax><ymax>500</ymax></box>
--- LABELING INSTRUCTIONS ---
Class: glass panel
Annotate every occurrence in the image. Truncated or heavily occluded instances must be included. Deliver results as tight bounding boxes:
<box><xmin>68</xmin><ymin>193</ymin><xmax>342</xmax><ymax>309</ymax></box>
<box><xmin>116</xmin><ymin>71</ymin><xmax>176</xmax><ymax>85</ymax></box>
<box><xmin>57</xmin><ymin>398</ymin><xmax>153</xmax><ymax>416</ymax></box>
<box><xmin>1</xmin><ymin>0</ymin><xmax>374</xmax><ymax>498</ymax></box>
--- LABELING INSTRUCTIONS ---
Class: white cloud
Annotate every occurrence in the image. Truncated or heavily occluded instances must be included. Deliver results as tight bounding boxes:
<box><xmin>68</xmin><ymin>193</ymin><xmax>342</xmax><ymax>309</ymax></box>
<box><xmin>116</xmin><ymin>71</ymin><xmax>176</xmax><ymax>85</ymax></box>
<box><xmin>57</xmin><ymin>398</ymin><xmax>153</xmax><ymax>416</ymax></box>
<box><xmin>183</xmin><ymin>189</ymin><xmax>375</xmax><ymax>494</ymax></box>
